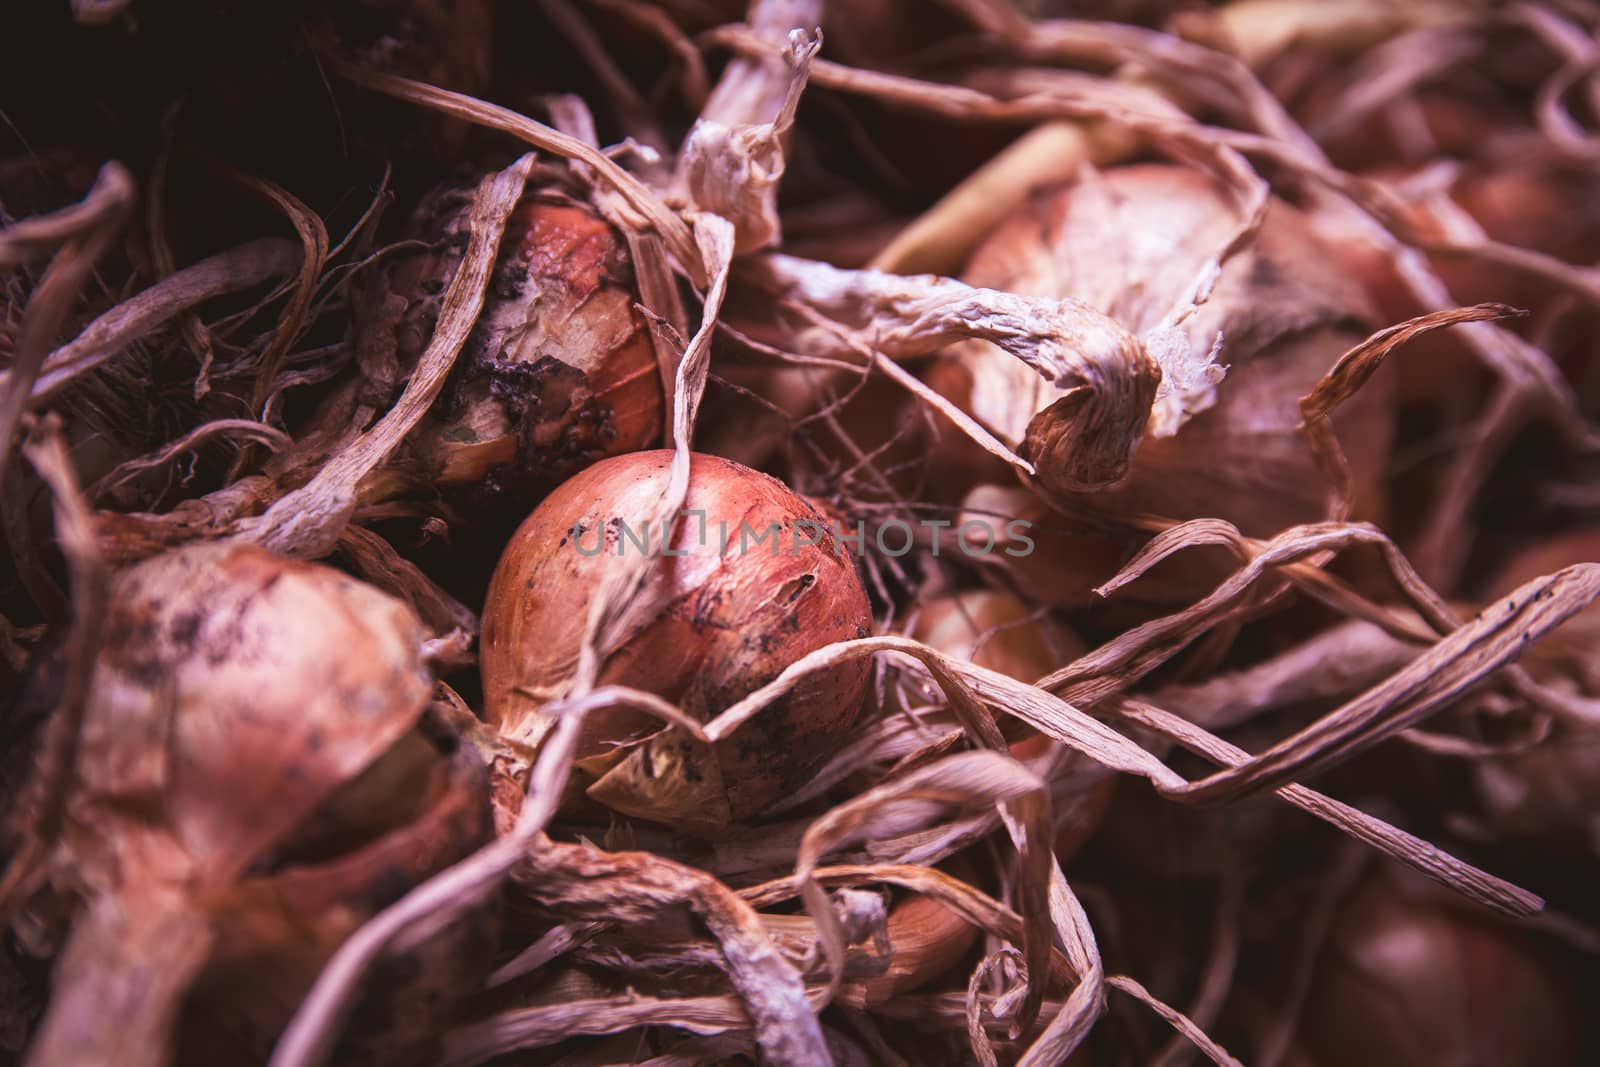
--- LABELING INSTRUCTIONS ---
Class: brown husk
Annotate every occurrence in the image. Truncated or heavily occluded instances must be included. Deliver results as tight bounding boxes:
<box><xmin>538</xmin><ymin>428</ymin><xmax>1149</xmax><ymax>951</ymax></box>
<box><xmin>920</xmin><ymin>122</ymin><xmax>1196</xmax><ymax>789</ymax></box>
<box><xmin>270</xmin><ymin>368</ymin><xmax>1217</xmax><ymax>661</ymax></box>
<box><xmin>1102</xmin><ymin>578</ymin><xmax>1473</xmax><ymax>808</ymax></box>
<box><xmin>5</xmin><ymin>2</ymin><xmax>1600</xmax><ymax>1066</ymax></box>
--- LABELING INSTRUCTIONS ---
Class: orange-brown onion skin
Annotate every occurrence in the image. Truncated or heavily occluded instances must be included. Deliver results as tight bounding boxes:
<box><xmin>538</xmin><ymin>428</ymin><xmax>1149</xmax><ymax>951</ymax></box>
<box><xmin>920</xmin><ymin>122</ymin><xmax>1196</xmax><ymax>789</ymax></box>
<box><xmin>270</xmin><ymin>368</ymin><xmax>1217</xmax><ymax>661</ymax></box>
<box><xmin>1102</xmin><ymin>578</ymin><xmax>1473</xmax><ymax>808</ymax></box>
<box><xmin>943</xmin><ymin>165</ymin><xmax>1392</xmax><ymax>605</ymax></box>
<box><xmin>368</xmin><ymin>183</ymin><xmax>663</xmax><ymax>499</ymax></box>
<box><xmin>1301</xmin><ymin>865</ymin><xmax>1579</xmax><ymax>1067</ymax></box>
<box><xmin>481</xmin><ymin>450</ymin><xmax>873</xmax><ymax>829</ymax></box>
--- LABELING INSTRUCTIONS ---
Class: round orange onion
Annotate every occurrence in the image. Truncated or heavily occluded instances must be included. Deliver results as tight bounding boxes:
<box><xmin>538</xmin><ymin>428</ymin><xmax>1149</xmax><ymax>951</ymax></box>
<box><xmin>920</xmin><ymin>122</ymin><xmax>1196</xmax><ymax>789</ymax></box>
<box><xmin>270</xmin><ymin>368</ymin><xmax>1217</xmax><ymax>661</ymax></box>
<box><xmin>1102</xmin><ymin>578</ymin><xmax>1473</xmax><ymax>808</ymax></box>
<box><xmin>940</xmin><ymin>164</ymin><xmax>1394</xmax><ymax>605</ymax></box>
<box><xmin>365</xmin><ymin>181</ymin><xmax>664</xmax><ymax>501</ymax></box>
<box><xmin>481</xmin><ymin>450</ymin><xmax>873</xmax><ymax>831</ymax></box>
<box><xmin>1300</xmin><ymin>864</ymin><xmax>1579</xmax><ymax>1067</ymax></box>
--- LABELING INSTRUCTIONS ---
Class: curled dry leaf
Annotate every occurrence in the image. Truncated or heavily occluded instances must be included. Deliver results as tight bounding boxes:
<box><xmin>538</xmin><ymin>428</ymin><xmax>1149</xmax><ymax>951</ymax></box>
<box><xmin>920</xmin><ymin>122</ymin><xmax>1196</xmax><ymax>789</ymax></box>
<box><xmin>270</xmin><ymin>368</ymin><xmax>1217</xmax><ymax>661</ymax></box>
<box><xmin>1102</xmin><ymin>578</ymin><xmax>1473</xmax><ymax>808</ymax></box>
<box><xmin>1</xmin><ymin>416</ymin><xmax>108</xmax><ymax>922</ymax></box>
<box><xmin>753</xmin><ymin>856</ymin><xmax>995</xmax><ymax>1010</ymax></box>
<box><xmin>793</xmin><ymin>750</ymin><xmax>1055</xmax><ymax>1033</ymax></box>
<box><xmin>848</xmin><ymin>882</ymin><xmax>980</xmax><ymax>1006</ymax></box>
<box><xmin>247</xmin><ymin>154</ymin><xmax>536</xmax><ymax>559</ymax></box>
<box><xmin>943</xmin><ymin>163</ymin><xmax>1393</xmax><ymax>602</ymax></box>
<box><xmin>481</xmin><ymin>450</ymin><xmax>872</xmax><ymax>831</ymax></box>
<box><xmin>0</xmin><ymin>162</ymin><xmax>134</xmax><ymax>474</ymax></box>
<box><xmin>675</xmin><ymin>3</ymin><xmax>819</xmax><ymax>253</ymax></box>
<box><xmin>1296</xmin><ymin>301</ymin><xmax>1523</xmax><ymax>517</ymax></box>
<box><xmin>744</xmin><ymin>251</ymin><xmax>1160</xmax><ymax>494</ymax></box>
<box><xmin>327</xmin><ymin>58</ymin><xmax>703</xmax><ymax>282</ymax></box>
<box><xmin>1149</xmin><ymin>613</ymin><xmax>1423</xmax><ymax>732</ymax></box>
<box><xmin>510</xmin><ymin>837</ymin><xmax>829</xmax><ymax>1067</ymax></box>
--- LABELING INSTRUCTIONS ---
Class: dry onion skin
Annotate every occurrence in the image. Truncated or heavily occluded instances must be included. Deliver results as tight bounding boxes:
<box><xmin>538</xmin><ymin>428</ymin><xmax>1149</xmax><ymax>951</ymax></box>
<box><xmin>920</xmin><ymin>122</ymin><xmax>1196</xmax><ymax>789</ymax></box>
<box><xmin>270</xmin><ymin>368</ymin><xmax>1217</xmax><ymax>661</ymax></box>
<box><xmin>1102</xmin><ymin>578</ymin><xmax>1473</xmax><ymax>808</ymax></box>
<box><xmin>362</xmin><ymin>178</ymin><xmax>664</xmax><ymax>501</ymax></box>
<box><xmin>15</xmin><ymin>542</ymin><xmax>492</xmax><ymax>1067</ymax></box>
<box><xmin>845</xmin><ymin>854</ymin><xmax>987</xmax><ymax>1008</ymax></box>
<box><xmin>941</xmin><ymin>164</ymin><xmax>1394</xmax><ymax>603</ymax></box>
<box><xmin>10</xmin><ymin>2</ymin><xmax>1600</xmax><ymax>1064</ymax></box>
<box><xmin>1320</xmin><ymin>160</ymin><xmax>1600</xmax><ymax>408</ymax></box>
<box><xmin>481</xmin><ymin>450</ymin><xmax>872</xmax><ymax>831</ymax></box>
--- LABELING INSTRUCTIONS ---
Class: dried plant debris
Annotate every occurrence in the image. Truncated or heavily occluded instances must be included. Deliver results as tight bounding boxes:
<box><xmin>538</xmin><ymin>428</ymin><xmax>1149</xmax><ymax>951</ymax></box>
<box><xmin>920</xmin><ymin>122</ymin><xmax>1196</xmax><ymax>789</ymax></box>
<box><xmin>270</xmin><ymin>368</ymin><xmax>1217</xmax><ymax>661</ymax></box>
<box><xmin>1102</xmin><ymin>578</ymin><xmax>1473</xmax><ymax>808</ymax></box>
<box><xmin>4</xmin><ymin>0</ymin><xmax>1600</xmax><ymax>1065</ymax></box>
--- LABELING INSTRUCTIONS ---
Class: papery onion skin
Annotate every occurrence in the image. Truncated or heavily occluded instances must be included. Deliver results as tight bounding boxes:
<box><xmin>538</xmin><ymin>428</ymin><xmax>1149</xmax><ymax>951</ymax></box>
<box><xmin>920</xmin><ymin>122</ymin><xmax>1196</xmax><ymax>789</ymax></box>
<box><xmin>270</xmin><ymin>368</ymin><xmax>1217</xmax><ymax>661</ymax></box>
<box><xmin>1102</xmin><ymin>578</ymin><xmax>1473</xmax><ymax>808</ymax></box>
<box><xmin>480</xmin><ymin>450</ymin><xmax>873</xmax><ymax>830</ymax></box>
<box><xmin>366</xmin><ymin>182</ymin><xmax>664</xmax><ymax>501</ymax></box>
<box><xmin>1300</xmin><ymin>864</ymin><xmax>1579</xmax><ymax>1067</ymax></box>
<box><xmin>944</xmin><ymin>165</ymin><xmax>1393</xmax><ymax>604</ymax></box>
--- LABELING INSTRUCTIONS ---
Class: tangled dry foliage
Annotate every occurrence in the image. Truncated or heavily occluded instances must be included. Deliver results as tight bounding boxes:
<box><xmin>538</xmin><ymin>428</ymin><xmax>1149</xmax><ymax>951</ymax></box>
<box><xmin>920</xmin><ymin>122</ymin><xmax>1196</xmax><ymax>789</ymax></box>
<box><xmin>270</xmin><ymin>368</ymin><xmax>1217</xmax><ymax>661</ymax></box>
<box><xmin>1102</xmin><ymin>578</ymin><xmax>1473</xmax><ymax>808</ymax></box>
<box><xmin>4</xmin><ymin>0</ymin><xmax>1600</xmax><ymax>1064</ymax></box>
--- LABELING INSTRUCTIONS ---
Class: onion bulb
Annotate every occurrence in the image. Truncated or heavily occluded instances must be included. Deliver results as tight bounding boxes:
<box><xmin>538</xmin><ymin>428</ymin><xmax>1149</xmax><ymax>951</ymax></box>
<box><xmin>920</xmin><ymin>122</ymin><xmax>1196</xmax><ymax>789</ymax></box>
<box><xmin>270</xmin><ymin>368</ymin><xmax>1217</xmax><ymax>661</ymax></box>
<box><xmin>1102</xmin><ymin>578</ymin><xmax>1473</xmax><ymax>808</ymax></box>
<box><xmin>19</xmin><ymin>542</ymin><xmax>492</xmax><ymax>1067</ymax></box>
<box><xmin>1300</xmin><ymin>863</ymin><xmax>1578</xmax><ymax>1067</ymax></box>
<box><xmin>481</xmin><ymin>450</ymin><xmax>873</xmax><ymax>831</ymax></box>
<box><xmin>938</xmin><ymin>165</ymin><xmax>1393</xmax><ymax>604</ymax></box>
<box><xmin>364</xmin><ymin>181</ymin><xmax>663</xmax><ymax>501</ymax></box>
<box><xmin>909</xmin><ymin>590</ymin><xmax>1113</xmax><ymax>861</ymax></box>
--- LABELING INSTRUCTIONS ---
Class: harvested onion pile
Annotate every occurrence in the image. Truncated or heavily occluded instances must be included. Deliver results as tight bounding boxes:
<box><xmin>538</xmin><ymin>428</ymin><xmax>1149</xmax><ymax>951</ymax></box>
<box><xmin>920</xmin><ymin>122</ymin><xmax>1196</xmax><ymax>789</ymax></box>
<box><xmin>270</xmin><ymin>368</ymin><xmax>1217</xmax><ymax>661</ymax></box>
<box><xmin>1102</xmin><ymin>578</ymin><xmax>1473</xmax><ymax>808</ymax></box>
<box><xmin>4</xmin><ymin>1</ymin><xmax>1600</xmax><ymax>1065</ymax></box>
